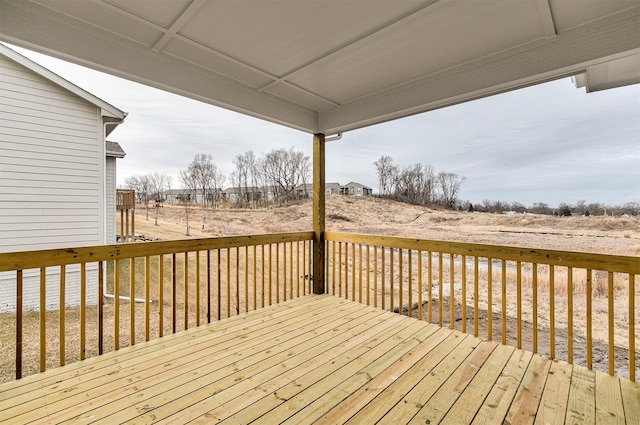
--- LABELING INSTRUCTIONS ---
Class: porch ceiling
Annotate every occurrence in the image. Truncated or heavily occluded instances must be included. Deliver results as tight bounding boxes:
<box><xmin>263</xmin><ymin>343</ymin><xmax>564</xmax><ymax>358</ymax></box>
<box><xmin>1</xmin><ymin>0</ymin><xmax>639</xmax><ymax>135</ymax></box>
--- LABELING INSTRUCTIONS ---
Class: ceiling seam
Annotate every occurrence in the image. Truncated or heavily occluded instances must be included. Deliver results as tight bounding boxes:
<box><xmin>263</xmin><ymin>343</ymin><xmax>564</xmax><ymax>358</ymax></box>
<box><xmin>276</xmin><ymin>81</ymin><xmax>342</xmax><ymax>108</ymax></box>
<box><xmin>536</xmin><ymin>0</ymin><xmax>557</xmax><ymax>39</ymax></box>
<box><xmin>96</xmin><ymin>0</ymin><xmax>277</xmax><ymax>84</ymax></box>
<box><xmin>91</xmin><ymin>0</ymin><xmax>166</xmax><ymax>31</ymax></box>
<box><xmin>152</xmin><ymin>0</ymin><xmax>207</xmax><ymax>52</ymax></box>
<box><xmin>255</xmin><ymin>0</ymin><xmax>443</xmax><ymax>90</ymax></box>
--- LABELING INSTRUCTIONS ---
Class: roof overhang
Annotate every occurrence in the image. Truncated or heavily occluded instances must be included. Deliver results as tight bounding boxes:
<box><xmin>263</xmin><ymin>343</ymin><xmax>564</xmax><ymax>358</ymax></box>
<box><xmin>572</xmin><ymin>52</ymin><xmax>640</xmax><ymax>92</ymax></box>
<box><xmin>105</xmin><ymin>141</ymin><xmax>126</xmax><ymax>159</ymax></box>
<box><xmin>1</xmin><ymin>0</ymin><xmax>638</xmax><ymax>135</ymax></box>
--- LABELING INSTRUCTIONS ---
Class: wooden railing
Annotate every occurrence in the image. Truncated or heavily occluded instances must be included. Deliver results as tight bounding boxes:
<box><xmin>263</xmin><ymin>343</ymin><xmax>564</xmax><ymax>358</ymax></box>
<box><xmin>2</xmin><ymin>230</ymin><xmax>637</xmax><ymax>382</ymax></box>
<box><xmin>116</xmin><ymin>189</ymin><xmax>135</xmax><ymax>210</ymax></box>
<box><xmin>0</xmin><ymin>232</ymin><xmax>313</xmax><ymax>381</ymax></box>
<box><xmin>325</xmin><ymin>232</ymin><xmax>639</xmax><ymax>381</ymax></box>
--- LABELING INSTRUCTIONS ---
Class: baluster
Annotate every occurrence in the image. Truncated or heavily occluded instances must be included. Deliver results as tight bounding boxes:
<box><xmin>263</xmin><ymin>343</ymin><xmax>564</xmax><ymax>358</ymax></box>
<box><xmin>145</xmin><ymin>256</ymin><xmax>150</xmax><ymax>340</ymax></box>
<box><xmin>487</xmin><ymin>258</ymin><xmax>492</xmax><ymax>341</ymax></box>
<box><xmin>629</xmin><ymin>273</ymin><xmax>635</xmax><ymax>382</ymax></box>
<box><xmin>549</xmin><ymin>265</ymin><xmax>554</xmax><ymax>359</ymax></box>
<box><xmin>501</xmin><ymin>260</ymin><xmax>506</xmax><ymax>345</ymax></box>
<box><xmin>532</xmin><ymin>263</ymin><xmax>538</xmax><ymax>353</ymax></box>
<box><xmin>608</xmin><ymin>271</ymin><xmax>614</xmax><ymax>375</ymax></box>
<box><xmin>59</xmin><ymin>265</ymin><xmax>65</xmax><ymax>366</ymax></box>
<box><xmin>80</xmin><ymin>263</ymin><xmax>86</xmax><ymax>359</ymax></box>
<box><xmin>449</xmin><ymin>254</ymin><xmax>454</xmax><ymax>330</ymax></box>
<box><xmin>586</xmin><ymin>269</ymin><xmax>592</xmax><ymax>369</ymax></box>
<box><xmin>131</xmin><ymin>257</ymin><xmax>136</xmax><ymax>342</ymax></box>
<box><xmin>39</xmin><ymin>268</ymin><xmax>46</xmax><ymax>372</ymax></box>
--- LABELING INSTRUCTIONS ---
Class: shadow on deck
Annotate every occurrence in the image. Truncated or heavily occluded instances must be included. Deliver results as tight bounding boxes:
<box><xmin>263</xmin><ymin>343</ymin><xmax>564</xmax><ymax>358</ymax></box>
<box><xmin>1</xmin><ymin>294</ymin><xmax>638</xmax><ymax>424</ymax></box>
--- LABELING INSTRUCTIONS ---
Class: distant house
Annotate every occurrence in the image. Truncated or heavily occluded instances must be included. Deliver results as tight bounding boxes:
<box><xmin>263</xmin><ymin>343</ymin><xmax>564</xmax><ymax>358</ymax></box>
<box><xmin>340</xmin><ymin>182</ymin><xmax>373</xmax><ymax>196</ymax></box>
<box><xmin>222</xmin><ymin>186</ymin><xmax>263</xmax><ymax>204</ymax></box>
<box><xmin>261</xmin><ymin>185</ymin><xmax>277</xmax><ymax>202</ymax></box>
<box><xmin>0</xmin><ymin>44</ymin><xmax>127</xmax><ymax>312</ymax></box>
<box><xmin>294</xmin><ymin>183</ymin><xmax>313</xmax><ymax>199</ymax></box>
<box><xmin>163</xmin><ymin>189</ymin><xmax>196</xmax><ymax>204</ymax></box>
<box><xmin>325</xmin><ymin>182</ymin><xmax>341</xmax><ymax>195</ymax></box>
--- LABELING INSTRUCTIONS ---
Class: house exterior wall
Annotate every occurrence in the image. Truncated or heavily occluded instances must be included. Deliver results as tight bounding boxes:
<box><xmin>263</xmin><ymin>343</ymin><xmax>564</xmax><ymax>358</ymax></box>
<box><xmin>0</xmin><ymin>54</ymin><xmax>103</xmax><ymax>311</ymax></box>
<box><xmin>340</xmin><ymin>183</ymin><xmax>372</xmax><ymax>196</ymax></box>
<box><xmin>325</xmin><ymin>183</ymin><xmax>341</xmax><ymax>195</ymax></box>
<box><xmin>105</xmin><ymin>156</ymin><xmax>116</xmax><ymax>243</ymax></box>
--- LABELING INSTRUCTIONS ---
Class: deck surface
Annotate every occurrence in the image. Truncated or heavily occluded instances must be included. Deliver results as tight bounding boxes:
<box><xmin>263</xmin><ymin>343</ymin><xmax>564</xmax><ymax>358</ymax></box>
<box><xmin>1</xmin><ymin>294</ymin><xmax>638</xmax><ymax>424</ymax></box>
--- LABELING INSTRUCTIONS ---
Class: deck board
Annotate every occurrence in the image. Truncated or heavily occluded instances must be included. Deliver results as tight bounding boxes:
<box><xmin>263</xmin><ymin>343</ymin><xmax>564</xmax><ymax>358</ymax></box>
<box><xmin>0</xmin><ymin>294</ymin><xmax>638</xmax><ymax>424</ymax></box>
<box><xmin>534</xmin><ymin>359</ymin><xmax>573</xmax><ymax>425</ymax></box>
<box><xmin>472</xmin><ymin>349</ymin><xmax>533</xmax><ymax>424</ymax></box>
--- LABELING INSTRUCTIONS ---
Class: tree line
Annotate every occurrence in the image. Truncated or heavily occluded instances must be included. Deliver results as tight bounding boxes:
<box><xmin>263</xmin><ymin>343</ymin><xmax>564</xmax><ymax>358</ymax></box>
<box><xmin>373</xmin><ymin>155</ymin><xmax>465</xmax><ymax>208</ymax></box>
<box><xmin>373</xmin><ymin>155</ymin><xmax>638</xmax><ymax>216</ymax></box>
<box><xmin>124</xmin><ymin>151</ymin><xmax>637</xmax><ymax>218</ymax></box>
<box><xmin>464</xmin><ymin>199</ymin><xmax>639</xmax><ymax>217</ymax></box>
<box><xmin>124</xmin><ymin>147</ymin><xmax>311</xmax><ymax>211</ymax></box>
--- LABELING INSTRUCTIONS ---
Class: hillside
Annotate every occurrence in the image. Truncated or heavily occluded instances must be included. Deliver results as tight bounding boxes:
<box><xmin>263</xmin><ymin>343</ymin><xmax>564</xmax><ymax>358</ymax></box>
<box><xmin>129</xmin><ymin>196</ymin><xmax>640</xmax><ymax>256</ymax></box>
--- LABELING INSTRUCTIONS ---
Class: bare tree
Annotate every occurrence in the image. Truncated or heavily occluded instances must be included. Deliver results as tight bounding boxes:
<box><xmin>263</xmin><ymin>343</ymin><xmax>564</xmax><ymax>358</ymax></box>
<box><xmin>394</xmin><ymin>163</ymin><xmax>423</xmax><ymax>204</ymax></box>
<box><xmin>166</xmin><ymin>176</ymin><xmax>173</xmax><ymax>204</ymax></box>
<box><xmin>511</xmin><ymin>202</ymin><xmax>527</xmax><ymax>213</ymax></box>
<box><xmin>210</xmin><ymin>168</ymin><xmax>226</xmax><ymax>209</ymax></box>
<box><xmin>262</xmin><ymin>147</ymin><xmax>310</xmax><ymax>206</ymax></box>
<box><xmin>530</xmin><ymin>202</ymin><xmax>552</xmax><ymax>215</ymax></box>
<box><xmin>373</xmin><ymin>155</ymin><xmax>397</xmax><ymax>197</ymax></box>
<box><xmin>149</xmin><ymin>172</ymin><xmax>168</xmax><ymax>225</ymax></box>
<box><xmin>232</xmin><ymin>151</ymin><xmax>255</xmax><ymax>208</ymax></box>
<box><xmin>574</xmin><ymin>199</ymin><xmax>587</xmax><ymax>216</ymax></box>
<box><xmin>181</xmin><ymin>154</ymin><xmax>218</xmax><ymax>208</ymax></box>
<box><xmin>125</xmin><ymin>174</ymin><xmax>152</xmax><ymax>220</ymax></box>
<box><xmin>481</xmin><ymin>199</ymin><xmax>509</xmax><ymax>214</ymax></box>
<box><xmin>179</xmin><ymin>168</ymin><xmax>197</xmax><ymax>204</ymax></box>
<box><xmin>437</xmin><ymin>172</ymin><xmax>465</xmax><ymax>209</ymax></box>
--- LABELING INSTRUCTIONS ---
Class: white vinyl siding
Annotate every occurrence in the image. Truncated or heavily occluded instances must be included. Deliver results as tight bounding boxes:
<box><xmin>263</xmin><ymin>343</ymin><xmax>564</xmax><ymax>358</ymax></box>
<box><xmin>0</xmin><ymin>265</ymin><xmax>99</xmax><ymax>313</ymax></box>
<box><xmin>105</xmin><ymin>156</ymin><xmax>116</xmax><ymax>243</ymax></box>
<box><xmin>0</xmin><ymin>55</ymin><xmax>102</xmax><ymax>252</ymax></box>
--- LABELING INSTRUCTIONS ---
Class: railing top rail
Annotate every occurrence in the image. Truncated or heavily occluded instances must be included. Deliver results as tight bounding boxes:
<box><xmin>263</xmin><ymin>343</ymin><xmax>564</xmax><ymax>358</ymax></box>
<box><xmin>0</xmin><ymin>231</ymin><xmax>314</xmax><ymax>272</ymax></box>
<box><xmin>325</xmin><ymin>231</ymin><xmax>640</xmax><ymax>275</ymax></box>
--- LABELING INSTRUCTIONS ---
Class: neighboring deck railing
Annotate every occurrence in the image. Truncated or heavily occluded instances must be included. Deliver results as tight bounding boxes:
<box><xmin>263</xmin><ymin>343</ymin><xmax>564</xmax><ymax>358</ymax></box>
<box><xmin>325</xmin><ymin>232</ymin><xmax>639</xmax><ymax>381</ymax></box>
<box><xmin>0</xmin><ymin>232</ymin><xmax>313</xmax><ymax>381</ymax></box>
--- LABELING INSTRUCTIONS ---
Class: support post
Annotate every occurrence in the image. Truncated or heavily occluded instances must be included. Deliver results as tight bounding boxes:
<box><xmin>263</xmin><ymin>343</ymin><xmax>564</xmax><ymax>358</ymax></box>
<box><xmin>313</xmin><ymin>133</ymin><xmax>325</xmax><ymax>294</ymax></box>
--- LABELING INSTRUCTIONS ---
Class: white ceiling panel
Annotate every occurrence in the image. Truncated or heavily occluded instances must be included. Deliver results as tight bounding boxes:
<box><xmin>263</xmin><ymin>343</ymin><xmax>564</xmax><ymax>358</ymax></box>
<box><xmin>32</xmin><ymin>0</ymin><xmax>163</xmax><ymax>46</ymax></box>
<box><xmin>178</xmin><ymin>0</ymin><xmax>429</xmax><ymax>76</ymax></box>
<box><xmin>289</xmin><ymin>0</ymin><xmax>547</xmax><ymax>104</ymax></box>
<box><xmin>106</xmin><ymin>0</ymin><xmax>192</xmax><ymax>28</ymax></box>
<box><xmin>549</xmin><ymin>0</ymin><xmax>640</xmax><ymax>32</ymax></box>
<box><xmin>163</xmin><ymin>37</ymin><xmax>273</xmax><ymax>88</ymax></box>
<box><xmin>266</xmin><ymin>82</ymin><xmax>338</xmax><ymax>111</ymax></box>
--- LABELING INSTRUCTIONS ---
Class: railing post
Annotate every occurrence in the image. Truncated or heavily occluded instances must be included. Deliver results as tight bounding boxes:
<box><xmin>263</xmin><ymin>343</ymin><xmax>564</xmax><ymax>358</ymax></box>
<box><xmin>313</xmin><ymin>133</ymin><xmax>325</xmax><ymax>294</ymax></box>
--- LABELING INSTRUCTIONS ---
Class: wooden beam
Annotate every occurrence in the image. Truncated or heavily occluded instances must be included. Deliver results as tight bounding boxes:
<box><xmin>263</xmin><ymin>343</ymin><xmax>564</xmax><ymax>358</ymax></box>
<box><xmin>313</xmin><ymin>133</ymin><xmax>326</xmax><ymax>294</ymax></box>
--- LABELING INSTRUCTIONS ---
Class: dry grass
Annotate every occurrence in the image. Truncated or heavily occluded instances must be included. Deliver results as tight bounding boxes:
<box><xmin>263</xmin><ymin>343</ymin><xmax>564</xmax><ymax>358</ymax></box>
<box><xmin>1</xmin><ymin>196</ymin><xmax>638</xmax><ymax>383</ymax></box>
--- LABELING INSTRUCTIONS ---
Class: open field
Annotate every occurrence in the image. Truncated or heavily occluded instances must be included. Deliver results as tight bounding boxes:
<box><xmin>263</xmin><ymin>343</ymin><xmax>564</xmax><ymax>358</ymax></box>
<box><xmin>138</xmin><ymin>196</ymin><xmax>640</xmax><ymax>256</ymax></box>
<box><xmin>1</xmin><ymin>196</ymin><xmax>638</xmax><ymax>383</ymax></box>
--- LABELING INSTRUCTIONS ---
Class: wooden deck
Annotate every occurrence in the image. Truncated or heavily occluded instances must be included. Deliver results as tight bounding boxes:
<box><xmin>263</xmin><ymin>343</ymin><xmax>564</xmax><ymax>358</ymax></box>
<box><xmin>1</xmin><ymin>295</ymin><xmax>638</xmax><ymax>424</ymax></box>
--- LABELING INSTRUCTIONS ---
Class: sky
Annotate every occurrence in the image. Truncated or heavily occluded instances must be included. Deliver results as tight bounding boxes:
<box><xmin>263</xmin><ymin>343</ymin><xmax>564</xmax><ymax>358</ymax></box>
<box><xmin>8</xmin><ymin>44</ymin><xmax>640</xmax><ymax>208</ymax></box>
